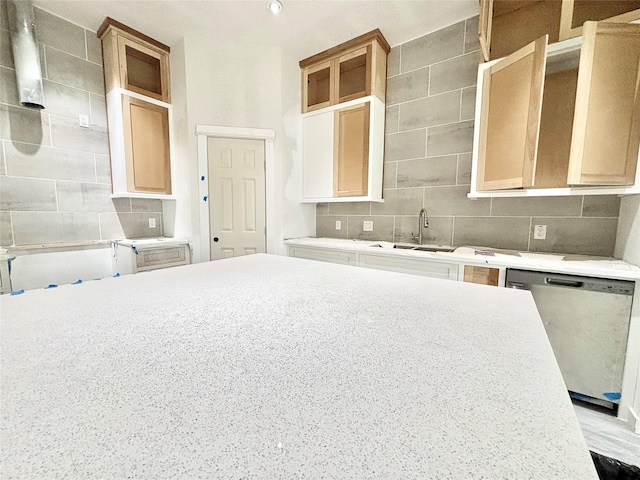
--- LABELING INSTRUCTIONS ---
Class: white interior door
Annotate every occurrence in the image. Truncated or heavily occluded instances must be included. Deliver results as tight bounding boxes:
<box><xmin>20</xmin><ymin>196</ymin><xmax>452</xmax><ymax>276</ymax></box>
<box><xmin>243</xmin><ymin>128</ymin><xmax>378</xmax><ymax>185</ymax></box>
<box><xmin>208</xmin><ymin>137</ymin><xmax>266</xmax><ymax>260</ymax></box>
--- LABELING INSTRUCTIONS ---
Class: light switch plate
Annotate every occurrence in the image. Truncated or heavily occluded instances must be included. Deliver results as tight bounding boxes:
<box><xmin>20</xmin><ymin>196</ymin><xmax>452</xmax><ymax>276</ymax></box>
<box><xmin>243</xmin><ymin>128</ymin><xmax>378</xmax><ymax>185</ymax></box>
<box><xmin>363</xmin><ymin>220</ymin><xmax>373</xmax><ymax>232</ymax></box>
<box><xmin>149</xmin><ymin>218</ymin><xmax>157</xmax><ymax>228</ymax></box>
<box><xmin>533</xmin><ymin>224</ymin><xmax>546</xmax><ymax>240</ymax></box>
<box><xmin>335</xmin><ymin>220</ymin><xmax>341</xmax><ymax>230</ymax></box>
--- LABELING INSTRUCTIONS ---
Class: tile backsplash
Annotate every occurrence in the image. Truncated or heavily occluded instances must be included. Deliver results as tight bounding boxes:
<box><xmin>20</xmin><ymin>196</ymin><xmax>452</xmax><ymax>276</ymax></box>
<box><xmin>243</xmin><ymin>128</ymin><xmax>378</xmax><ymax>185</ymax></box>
<box><xmin>316</xmin><ymin>16</ymin><xmax>620</xmax><ymax>257</ymax></box>
<box><xmin>0</xmin><ymin>5</ymin><xmax>162</xmax><ymax>247</ymax></box>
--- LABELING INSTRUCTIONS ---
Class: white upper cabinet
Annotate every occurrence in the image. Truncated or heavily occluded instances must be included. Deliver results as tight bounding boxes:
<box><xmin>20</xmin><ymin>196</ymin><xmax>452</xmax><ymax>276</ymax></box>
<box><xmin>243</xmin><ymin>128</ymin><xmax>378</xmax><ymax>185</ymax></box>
<box><xmin>299</xmin><ymin>30</ymin><xmax>389</xmax><ymax>203</ymax></box>
<box><xmin>470</xmin><ymin>21</ymin><xmax>640</xmax><ymax>198</ymax></box>
<box><xmin>98</xmin><ymin>18</ymin><xmax>174</xmax><ymax>199</ymax></box>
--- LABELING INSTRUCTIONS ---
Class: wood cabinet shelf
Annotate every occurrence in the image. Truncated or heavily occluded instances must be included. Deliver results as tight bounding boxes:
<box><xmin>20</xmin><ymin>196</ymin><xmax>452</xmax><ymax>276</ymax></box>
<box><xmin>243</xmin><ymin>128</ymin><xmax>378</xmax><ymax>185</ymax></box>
<box><xmin>98</xmin><ymin>18</ymin><xmax>173</xmax><ymax>198</ymax></box>
<box><xmin>300</xmin><ymin>30</ymin><xmax>389</xmax><ymax>203</ymax></box>
<box><xmin>470</xmin><ymin>22</ymin><xmax>640</xmax><ymax>198</ymax></box>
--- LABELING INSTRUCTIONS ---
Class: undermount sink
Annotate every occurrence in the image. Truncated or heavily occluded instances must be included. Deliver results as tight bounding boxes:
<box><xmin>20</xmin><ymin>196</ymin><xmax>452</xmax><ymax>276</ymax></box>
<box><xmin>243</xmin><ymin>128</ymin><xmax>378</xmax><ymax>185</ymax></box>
<box><xmin>413</xmin><ymin>246</ymin><xmax>455</xmax><ymax>253</ymax></box>
<box><xmin>370</xmin><ymin>243</ymin><xmax>455</xmax><ymax>253</ymax></box>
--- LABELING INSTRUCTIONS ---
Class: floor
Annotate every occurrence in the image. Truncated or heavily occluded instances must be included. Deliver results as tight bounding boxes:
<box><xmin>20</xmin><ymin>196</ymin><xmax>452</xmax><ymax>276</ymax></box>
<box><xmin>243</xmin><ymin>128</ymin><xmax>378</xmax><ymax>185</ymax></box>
<box><xmin>574</xmin><ymin>403</ymin><xmax>640</xmax><ymax>470</ymax></box>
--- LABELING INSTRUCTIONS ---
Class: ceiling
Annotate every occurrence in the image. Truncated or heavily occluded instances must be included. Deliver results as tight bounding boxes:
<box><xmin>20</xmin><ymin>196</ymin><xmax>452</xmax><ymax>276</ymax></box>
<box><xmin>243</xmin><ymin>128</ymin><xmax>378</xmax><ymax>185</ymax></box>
<box><xmin>33</xmin><ymin>0</ymin><xmax>479</xmax><ymax>60</ymax></box>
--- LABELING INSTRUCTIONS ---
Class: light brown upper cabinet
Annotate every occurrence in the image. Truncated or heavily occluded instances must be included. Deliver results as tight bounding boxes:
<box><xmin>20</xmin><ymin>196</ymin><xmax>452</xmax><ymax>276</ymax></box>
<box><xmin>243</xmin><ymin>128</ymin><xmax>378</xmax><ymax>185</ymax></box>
<box><xmin>98</xmin><ymin>18</ymin><xmax>174</xmax><ymax>197</ymax></box>
<box><xmin>471</xmin><ymin>22</ymin><xmax>640</xmax><ymax>197</ymax></box>
<box><xmin>98</xmin><ymin>18</ymin><xmax>170</xmax><ymax>103</ymax></box>
<box><xmin>478</xmin><ymin>0</ymin><xmax>640</xmax><ymax>62</ymax></box>
<box><xmin>122</xmin><ymin>95</ymin><xmax>171</xmax><ymax>194</ymax></box>
<box><xmin>334</xmin><ymin>102</ymin><xmax>370</xmax><ymax>197</ymax></box>
<box><xmin>300</xmin><ymin>29</ymin><xmax>389</xmax><ymax>113</ymax></box>
<box><xmin>476</xmin><ymin>36</ymin><xmax>548</xmax><ymax>190</ymax></box>
<box><xmin>300</xmin><ymin>30</ymin><xmax>389</xmax><ymax>202</ymax></box>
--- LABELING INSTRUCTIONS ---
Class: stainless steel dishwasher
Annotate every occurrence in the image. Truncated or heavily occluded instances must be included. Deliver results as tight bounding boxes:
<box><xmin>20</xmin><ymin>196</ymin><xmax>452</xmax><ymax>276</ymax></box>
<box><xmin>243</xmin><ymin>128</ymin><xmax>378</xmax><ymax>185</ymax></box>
<box><xmin>506</xmin><ymin>269</ymin><xmax>634</xmax><ymax>409</ymax></box>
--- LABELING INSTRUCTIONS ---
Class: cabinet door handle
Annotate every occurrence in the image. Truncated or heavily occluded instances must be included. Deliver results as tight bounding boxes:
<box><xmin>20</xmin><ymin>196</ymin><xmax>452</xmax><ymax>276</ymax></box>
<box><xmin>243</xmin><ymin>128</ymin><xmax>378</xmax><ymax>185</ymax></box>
<box><xmin>213</xmin><ymin>237</ymin><xmax>219</xmax><ymax>242</ymax></box>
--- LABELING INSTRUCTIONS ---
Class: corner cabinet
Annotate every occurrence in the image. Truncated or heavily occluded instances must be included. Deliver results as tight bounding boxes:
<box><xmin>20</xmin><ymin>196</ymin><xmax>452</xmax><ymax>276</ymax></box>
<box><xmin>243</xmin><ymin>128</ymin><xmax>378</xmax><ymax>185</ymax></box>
<box><xmin>470</xmin><ymin>21</ymin><xmax>640</xmax><ymax>198</ymax></box>
<box><xmin>98</xmin><ymin>18</ymin><xmax>174</xmax><ymax>198</ymax></box>
<box><xmin>478</xmin><ymin>0</ymin><xmax>640</xmax><ymax>62</ymax></box>
<box><xmin>300</xmin><ymin>29</ymin><xmax>389</xmax><ymax>203</ymax></box>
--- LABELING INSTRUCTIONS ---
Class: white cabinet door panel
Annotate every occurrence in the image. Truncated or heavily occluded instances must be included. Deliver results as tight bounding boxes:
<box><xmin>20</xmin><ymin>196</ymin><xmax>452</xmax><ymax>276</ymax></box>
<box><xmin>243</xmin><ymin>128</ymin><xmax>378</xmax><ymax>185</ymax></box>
<box><xmin>303</xmin><ymin>111</ymin><xmax>334</xmax><ymax>199</ymax></box>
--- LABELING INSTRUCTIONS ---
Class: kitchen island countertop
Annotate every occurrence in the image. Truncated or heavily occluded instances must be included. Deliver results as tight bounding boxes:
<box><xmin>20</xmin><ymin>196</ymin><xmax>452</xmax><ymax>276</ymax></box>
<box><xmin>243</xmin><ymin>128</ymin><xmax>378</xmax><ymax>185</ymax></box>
<box><xmin>1</xmin><ymin>254</ymin><xmax>598</xmax><ymax>479</ymax></box>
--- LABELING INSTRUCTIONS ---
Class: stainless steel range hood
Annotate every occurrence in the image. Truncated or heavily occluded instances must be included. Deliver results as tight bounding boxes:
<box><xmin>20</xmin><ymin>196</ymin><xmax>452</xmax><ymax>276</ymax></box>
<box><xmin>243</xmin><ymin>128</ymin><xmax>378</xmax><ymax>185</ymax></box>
<box><xmin>6</xmin><ymin>0</ymin><xmax>45</xmax><ymax>109</ymax></box>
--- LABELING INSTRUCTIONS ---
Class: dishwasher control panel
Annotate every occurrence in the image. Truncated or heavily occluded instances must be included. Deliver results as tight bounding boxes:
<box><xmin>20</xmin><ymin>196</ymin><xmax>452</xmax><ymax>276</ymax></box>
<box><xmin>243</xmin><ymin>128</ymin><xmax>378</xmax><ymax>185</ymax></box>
<box><xmin>506</xmin><ymin>269</ymin><xmax>635</xmax><ymax>296</ymax></box>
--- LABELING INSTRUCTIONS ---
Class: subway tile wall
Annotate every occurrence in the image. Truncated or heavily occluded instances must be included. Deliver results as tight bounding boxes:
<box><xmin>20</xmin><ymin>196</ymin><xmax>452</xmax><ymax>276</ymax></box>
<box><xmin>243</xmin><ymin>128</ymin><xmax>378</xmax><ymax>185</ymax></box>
<box><xmin>316</xmin><ymin>16</ymin><xmax>620</xmax><ymax>257</ymax></box>
<box><xmin>0</xmin><ymin>5</ymin><xmax>162</xmax><ymax>246</ymax></box>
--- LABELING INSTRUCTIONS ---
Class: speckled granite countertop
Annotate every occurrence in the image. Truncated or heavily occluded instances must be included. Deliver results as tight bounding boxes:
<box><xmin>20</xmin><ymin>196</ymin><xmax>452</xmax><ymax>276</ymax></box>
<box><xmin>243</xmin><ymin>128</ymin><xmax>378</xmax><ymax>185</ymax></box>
<box><xmin>1</xmin><ymin>254</ymin><xmax>597</xmax><ymax>479</ymax></box>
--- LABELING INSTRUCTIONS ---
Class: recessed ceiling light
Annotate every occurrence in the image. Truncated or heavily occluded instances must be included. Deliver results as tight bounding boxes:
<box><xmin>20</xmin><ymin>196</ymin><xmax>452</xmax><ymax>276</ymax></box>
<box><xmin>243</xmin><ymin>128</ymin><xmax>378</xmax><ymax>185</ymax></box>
<box><xmin>267</xmin><ymin>0</ymin><xmax>282</xmax><ymax>14</ymax></box>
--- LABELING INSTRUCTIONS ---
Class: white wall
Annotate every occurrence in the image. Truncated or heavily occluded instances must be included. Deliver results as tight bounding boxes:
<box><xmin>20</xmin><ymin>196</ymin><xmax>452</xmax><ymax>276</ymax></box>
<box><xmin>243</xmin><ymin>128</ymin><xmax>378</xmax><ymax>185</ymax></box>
<box><xmin>169</xmin><ymin>36</ymin><xmax>315</xmax><ymax>263</ymax></box>
<box><xmin>615</xmin><ymin>195</ymin><xmax>640</xmax><ymax>266</ymax></box>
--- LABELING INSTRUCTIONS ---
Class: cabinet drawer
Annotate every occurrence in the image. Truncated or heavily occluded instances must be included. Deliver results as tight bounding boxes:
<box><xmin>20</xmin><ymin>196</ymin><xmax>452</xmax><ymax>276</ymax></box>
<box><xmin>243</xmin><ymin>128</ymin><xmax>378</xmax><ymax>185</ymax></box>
<box><xmin>136</xmin><ymin>246</ymin><xmax>188</xmax><ymax>270</ymax></box>
<box><xmin>288</xmin><ymin>247</ymin><xmax>356</xmax><ymax>266</ymax></box>
<box><xmin>357</xmin><ymin>253</ymin><xmax>459</xmax><ymax>280</ymax></box>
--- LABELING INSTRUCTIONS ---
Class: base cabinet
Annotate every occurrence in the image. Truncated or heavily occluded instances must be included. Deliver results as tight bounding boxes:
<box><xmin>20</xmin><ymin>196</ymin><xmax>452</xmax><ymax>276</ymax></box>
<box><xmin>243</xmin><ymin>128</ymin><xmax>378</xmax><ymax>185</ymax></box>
<box><xmin>287</xmin><ymin>246</ymin><xmax>459</xmax><ymax>281</ymax></box>
<box><xmin>288</xmin><ymin>246</ymin><xmax>356</xmax><ymax>266</ymax></box>
<box><xmin>358</xmin><ymin>253</ymin><xmax>459</xmax><ymax>280</ymax></box>
<box><xmin>463</xmin><ymin>266</ymin><xmax>500</xmax><ymax>286</ymax></box>
<box><xmin>113</xmin><ymin>240</ymin><xmax>191</xmax><ymax>275</ymax></box>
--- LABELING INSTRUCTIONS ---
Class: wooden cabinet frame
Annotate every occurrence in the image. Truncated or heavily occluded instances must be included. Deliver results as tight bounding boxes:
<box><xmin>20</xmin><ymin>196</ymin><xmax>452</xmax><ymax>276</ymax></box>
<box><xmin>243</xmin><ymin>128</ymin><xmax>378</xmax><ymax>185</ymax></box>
<box><xmin>334</xmin><ymin>102</ymin><xmax>370</xmax><ymax>197</ymax></box>
<box><xmin>300</xmin><ymin>29</ymin><xmax>388</xmax><ymax>202</ymax></box>
<box><xmin>471</xmin><ymin>22</ymin><xmax>640</xmax><ymax>198</ymax></box>
<box><xmin>477</xmin><ymin>36</ymin><xmax>547</xmax><ymax>190</ymax></box>
<box><xmin>300</xmin><ymin>29</ymin><xmax>389</xmax><ymax>113</ymax></box>
<box><xmin>302</xmin><ymin>61</ymin><xmax>333</xmax><ymax>113</ymax></box>
<box><xmin>99</xmin><ymin>17</ymin><xmax>174</xmax><ymax>198</ymax></box>
<box><xmin>567</xmin><ymin>22</ymin><xmax>640</xmax><ymax>185</ymax></box>
<box><xmin>117</xmin><ymin>36</ymin><xmax>170</xmax><ymax>102</ymax></box>
<box><xmin>122</xmin><ymin>95</ymin><xmax>171</xmax><ymax>194</ymax></box>
<box><xmin>98</xmin><ymin>17</ymin><xmax>171</xmax><ymax>102</ymax></box>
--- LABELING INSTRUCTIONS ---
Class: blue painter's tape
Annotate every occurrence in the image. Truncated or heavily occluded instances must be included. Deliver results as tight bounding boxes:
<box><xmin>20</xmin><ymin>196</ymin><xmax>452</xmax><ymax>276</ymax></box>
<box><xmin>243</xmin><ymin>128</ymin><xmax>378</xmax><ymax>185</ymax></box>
<box><xmin>72</xmin><ymin>279</ymin><xmax>83</xmax><ymax>285</ymax></box>
<box><xmin>203</xmin><ymin>195</ymin><xmax>208</xmax><ymax>202</ymax></box>
<box><xmin>113</xmin><ymin>273</ymin><xmax>120</xmax><ymax>277</ymax></box>
<box><xmin>201</xmin><ymin>175</ymin><xmax>205</xmax><ymax>181</ymax></box>
<box><xmin>603</xmin><ymin>392</ymin><xmax>621</xmax><ymax>401</ymax></box>
<box><xmin>10</xmin><ymin>289</ymin><xmax>24</xmax><ymax>295</ymax></box>
<box><xmin>45</xmin><ymin>284</ymin><xmax>58</xmax><ymax>289</ymax></box>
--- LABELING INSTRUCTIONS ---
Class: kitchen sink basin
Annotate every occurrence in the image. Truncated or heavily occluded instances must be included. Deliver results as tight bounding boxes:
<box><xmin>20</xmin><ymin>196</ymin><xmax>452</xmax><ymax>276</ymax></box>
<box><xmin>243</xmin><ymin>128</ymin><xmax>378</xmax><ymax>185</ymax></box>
<box><xmin>370</xmin><ymin>243</ymin><xmax>455</xmax><ymax>253</ymax></box>
<box><xmin>371</xmin><ymin>242</ymin><xmax>456</xmax><ymax>252</ymax></box>
<box><xmin>412</xmin><ymin>246</ymin><xmax>455</xmax><ymax>252</ymax></box>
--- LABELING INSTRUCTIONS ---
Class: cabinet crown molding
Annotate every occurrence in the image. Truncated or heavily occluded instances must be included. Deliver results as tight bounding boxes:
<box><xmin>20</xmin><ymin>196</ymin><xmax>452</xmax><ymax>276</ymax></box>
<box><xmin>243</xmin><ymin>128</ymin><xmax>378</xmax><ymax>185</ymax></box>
<box><xmin>299</xmin><ymin>28</ymin><xmax>390</xmax><ymax>68</ymax></box>
<box><xmin>97</xmin><ymin>17</ymin><xmax>170</xmax><ymax>53</ymax></box>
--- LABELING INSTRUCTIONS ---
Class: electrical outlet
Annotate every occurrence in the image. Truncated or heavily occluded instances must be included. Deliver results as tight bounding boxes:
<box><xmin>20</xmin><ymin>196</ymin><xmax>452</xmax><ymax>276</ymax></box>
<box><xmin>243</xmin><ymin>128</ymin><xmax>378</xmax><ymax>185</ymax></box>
<box><xmin>78</xmin><ymin>114</ymin><xmax>90</xmax><ymax>128</ymax></box>
<box><xmin>335</xmin><ymin>220</ymin><xmax>341</xmax><ymax>230</ymax></box>
<box><xmin>533</xmin><ymin>224</ymin><xmax>546</xmax><ymax>240</ymax></box>
<box><xmin>363</xmin><ymin>221</ymin><xmax>373</xmax><ymax>232</ymax></box>
<box><xmin>149</xmin><ymin>218</ymin><xmax>157</xmax><ymax>228</ymax></box>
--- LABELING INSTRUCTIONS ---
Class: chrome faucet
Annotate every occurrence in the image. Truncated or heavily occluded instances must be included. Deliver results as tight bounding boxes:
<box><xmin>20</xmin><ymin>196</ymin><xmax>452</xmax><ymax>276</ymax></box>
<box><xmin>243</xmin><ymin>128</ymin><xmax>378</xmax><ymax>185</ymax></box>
<box><xmin>411</xmin><ymin>208</ymin><xmax>429</xmax><ymax>245</ymax></box>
